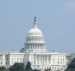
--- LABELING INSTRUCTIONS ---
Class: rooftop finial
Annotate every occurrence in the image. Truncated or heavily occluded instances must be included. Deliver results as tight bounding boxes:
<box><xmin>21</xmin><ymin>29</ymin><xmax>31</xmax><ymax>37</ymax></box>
<box><xmin>33</xmin><ymin>16</ymin><xmax>38</xmax><ymax>28</ymax></box>
<box><xmin>34</xmin><ymin>16</ymin><xmax>37</xmax><ymax>23</ymax></box>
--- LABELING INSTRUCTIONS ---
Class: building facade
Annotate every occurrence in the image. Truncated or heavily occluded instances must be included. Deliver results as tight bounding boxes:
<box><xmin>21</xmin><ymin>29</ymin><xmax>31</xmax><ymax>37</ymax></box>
<box><xmin>0</xmin><ymin>17</ymin><xmax>71</xmax><ymax>71</ymax></box>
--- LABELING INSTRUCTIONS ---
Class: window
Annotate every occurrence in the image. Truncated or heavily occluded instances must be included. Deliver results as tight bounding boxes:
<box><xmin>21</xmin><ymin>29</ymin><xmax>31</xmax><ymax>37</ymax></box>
<box><xmin>53</xmin><ymin>59</ymin><xmax>55</xmax><ymax>61</ymax></box>
<box><xmin>1</xmin><ymin>62</ymin><xmax>2</xmax><ymax>65</ymax></box>
<box><xmin>58</xmin><ymin>58</ymin><xmax>59</xmax><ymax>60</ymax></box>
<box><xmin>58</xmin><ymin>62</ymin><xmax>59</xmax><ymax>64</ymax></box>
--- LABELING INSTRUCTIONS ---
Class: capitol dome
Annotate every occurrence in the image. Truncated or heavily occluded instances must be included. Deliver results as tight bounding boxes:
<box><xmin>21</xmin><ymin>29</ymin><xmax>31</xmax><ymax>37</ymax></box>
<box><xmin>20</xmin><ymin>17</ymin><xmax>47</xmax><ymax>53</ymax></box>
<box><xmin>28</xmin><ymin>26</ymin><xmax>43</xmax><ymax>36</ymax></box>
<box><xmin>27</xmin><ymin>17</ymin><xmax>43</xmax><ymax>37</ymax></box>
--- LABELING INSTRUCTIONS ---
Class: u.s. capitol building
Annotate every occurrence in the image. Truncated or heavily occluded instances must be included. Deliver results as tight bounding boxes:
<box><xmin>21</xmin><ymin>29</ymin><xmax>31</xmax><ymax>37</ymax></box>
<box><xmin>0</xmin><ymin>17</ymin><xmax>71</xmax><ymax>71</ymax></box>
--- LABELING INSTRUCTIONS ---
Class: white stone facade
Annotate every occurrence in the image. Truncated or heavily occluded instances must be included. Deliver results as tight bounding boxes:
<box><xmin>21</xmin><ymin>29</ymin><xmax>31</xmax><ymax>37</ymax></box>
<box><xmin>0</xmin><ymin>52</ymin><xmax>6</xmax><ymax>66</ymax></box>
<box><xmin>0</xmin><ymin>52</ymin><xmax>70</xmax><ymax>71</ymax></box>
<box><xmin>0</xmin><ymin>17</ymin><xmax>71</xmax><ymax>71</ymax></box>
<box><xmin>24</xmin><ymin>52</ymin><xmax>70</xmax><ymax>71</ymax></box>
<box><xmin>0</xmin><ymin>52</ymin><xmax>25</xmax><ymax>66</ymax></box>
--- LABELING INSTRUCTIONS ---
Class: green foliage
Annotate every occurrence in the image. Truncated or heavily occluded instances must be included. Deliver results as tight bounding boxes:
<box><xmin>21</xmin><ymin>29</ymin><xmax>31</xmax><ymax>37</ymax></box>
<box><xmin>9</xmin><ymin>62</ymin><xmax>34</xmax><ymax>71</ymax></box>
<box><xmin>0</xmin><ymin>62</ymin><xmax>42</xmax><ymax>71</ymax></box>
<box><xmin>45</xmin><ymin>68</ymin><xmax>51</xmax><ymax>71</ymax></box>
<box><xmin>0</xmin><ymin>67</ymin><xmax>7</xmax><ymax>71</ymax></box>
<box><xmin>68</xmin><ymin>58</ymin><xmax>75</xmax><ymax>68</ymax></box>
<box><xmin>25</xmin><ymin>61</ymin><xmax>32</xmax><ymax>71</ymax></box>
<box><xmin>65</xmin><ymin>58</ymin><xmax>75</xmax><ymax>71</ymax></box>
<box><xmin>9</xmin><ymin>63</ymin><xmax>25</xmax><ymax>71</ymax></box>
<box><xmin>33</xmin><ymin>69</ymin><xmax>41</xmax><ymax>71</ymax></box>
<box><xmin>65</xmin><ymin>68</ymin><xmax>75</xmax><ymax>71</ymax></box>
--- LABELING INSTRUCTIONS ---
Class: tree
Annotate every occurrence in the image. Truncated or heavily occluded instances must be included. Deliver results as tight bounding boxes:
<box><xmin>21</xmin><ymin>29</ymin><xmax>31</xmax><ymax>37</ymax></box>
<box><xmin>33</xmin><ymin>69</ymin><xmax>41</xmax><ymax>71</ymax></box>
<box><xmin>0</xmin><ymin>67</ymin><xmax>7</xmax><ymax>71</ymax></box>
<box><xmin>25</xmin><ymin>61</ymin><xmax>32</xmax><ymax>71</ymax></box>
<box><xmin>9</xmin><ymin>63</ymin><xmax>25</xmax><ymax>71</ymax></box>
<box><xmin>65</xmin><ymin>58</ymin><xmax>75</xmax><ymax>71</ymax></box>
<box><xmin>45</xmin><ymin>68</ymin><xmax>51</xmax><ymax>71</ymax></box>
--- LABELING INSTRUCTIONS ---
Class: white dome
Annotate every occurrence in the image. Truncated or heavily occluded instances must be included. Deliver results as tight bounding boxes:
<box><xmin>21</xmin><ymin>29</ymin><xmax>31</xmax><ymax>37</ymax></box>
<box><xmin>28</xmin><ymin>25</ymin><xmax>43</xmax><ymax>36</ymax></box>
<box><xmin>27</xmin><ymin>16</ymin><xmax>43</xmax><ymax>37</ymax></box>
<box><xmin>20</xmin><ymin>17</ymin><xmax>47</xmax><ymax>53</ymax></box>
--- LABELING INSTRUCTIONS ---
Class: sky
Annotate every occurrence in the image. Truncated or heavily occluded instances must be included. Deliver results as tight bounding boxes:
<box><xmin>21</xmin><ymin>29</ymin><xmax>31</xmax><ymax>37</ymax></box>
<box><xmin>0</xmin><ymin>0</ymin><xmax>75</xmax><ymax>53</ymax></box>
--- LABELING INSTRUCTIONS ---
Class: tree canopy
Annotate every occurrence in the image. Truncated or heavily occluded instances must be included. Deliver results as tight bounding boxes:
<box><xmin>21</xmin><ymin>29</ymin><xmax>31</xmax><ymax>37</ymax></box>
<box><xmin>25</xmin><ymin>61</ymin><xmax>32</xmax><ymax>71</ymax></box>
<box><xmin>65</xmin><ymin>58</ymin><xmax>75</xmax><ymax>71</ymax></box>
<box><xmin>9</xmin><ymin>63</ymin><xmax>25</xmax><ymax>71</ymax></box>
<box><xmin>33</xmin><ymin>69</ymin><xmax>41</xmax><ymax>71</ymax></box>
<box><xmin>0</xmin><ymin>67</ymin><xmax>7</xmax><ymax>71</ymax></box>
<box><xmin>0</xmin><ymin>61</ymin><xmax>41</xmax><ymax>71</ymax></box>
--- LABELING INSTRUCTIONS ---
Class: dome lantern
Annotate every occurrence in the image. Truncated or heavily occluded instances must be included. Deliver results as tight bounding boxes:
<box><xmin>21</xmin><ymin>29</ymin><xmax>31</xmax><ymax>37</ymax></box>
<box><xmin>33</xmin><ymin>16</ymin><xmax>38</xmax><ymax>28</ymax></box>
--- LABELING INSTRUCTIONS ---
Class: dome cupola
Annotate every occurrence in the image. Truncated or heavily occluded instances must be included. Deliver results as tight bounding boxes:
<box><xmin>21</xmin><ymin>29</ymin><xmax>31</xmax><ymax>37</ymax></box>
<box><xmin>28</xmin><ymin>17</ymin><xmax>43</xmax><ymax>37</ymax></box>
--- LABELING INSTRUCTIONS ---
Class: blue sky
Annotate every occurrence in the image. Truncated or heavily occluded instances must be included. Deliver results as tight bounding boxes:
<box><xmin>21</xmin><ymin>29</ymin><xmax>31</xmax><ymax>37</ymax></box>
<box><xmin>0</xmin><ymin>0</ymin><xmax>75</xmax><ymax>53</ymax></box>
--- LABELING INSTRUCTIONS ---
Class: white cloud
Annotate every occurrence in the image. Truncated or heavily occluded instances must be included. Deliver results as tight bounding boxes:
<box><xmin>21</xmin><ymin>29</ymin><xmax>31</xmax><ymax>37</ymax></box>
<box><xmin>64</xmin><ymin>0</ymin><xmax>75</xmax><ymax>11</ymax></box>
